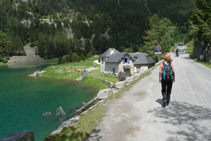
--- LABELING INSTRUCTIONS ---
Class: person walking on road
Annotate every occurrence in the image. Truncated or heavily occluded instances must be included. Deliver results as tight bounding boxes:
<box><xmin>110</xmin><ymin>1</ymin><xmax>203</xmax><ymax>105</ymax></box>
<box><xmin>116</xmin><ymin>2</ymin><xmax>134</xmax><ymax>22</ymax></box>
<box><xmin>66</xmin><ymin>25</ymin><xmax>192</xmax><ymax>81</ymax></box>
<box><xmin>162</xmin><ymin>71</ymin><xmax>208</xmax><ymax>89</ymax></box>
<box><xmin>176</xmin><ymin>49</ymin><xmax>179</xmax><ymax>57</ymax></box>
<box><xmin>159</xmin><ymin>53</ymin><xmax>175</xmax><ymax>106</ymax></box>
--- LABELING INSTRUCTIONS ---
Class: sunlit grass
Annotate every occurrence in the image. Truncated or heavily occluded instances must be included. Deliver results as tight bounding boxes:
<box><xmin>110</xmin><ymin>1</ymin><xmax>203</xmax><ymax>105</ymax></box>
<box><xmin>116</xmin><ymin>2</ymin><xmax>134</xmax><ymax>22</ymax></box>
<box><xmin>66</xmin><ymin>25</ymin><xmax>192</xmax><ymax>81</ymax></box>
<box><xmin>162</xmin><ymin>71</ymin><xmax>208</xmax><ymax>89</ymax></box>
<box><xmin>42</xmin><ymin>57</ymin><xmax>117</xmax><ymax>89</ymax></box>
<box><xmin>83</xmin><ymin>77</ymin><xmax>109</xmax><ymax>90</ymax></box>
<box><xmin>0</xmin><ymin>62</ymin><xmax>6</xmax><ymax>66</ymax></box>
<box><xmin>194</xmin><ymin>59</ymin><xmax>211</xmax><ymax>69</ymax></box>
<box><xmin>44</xmin><ymin>106</ymin><xmax>106</xmax><ymax>141</ymax></box>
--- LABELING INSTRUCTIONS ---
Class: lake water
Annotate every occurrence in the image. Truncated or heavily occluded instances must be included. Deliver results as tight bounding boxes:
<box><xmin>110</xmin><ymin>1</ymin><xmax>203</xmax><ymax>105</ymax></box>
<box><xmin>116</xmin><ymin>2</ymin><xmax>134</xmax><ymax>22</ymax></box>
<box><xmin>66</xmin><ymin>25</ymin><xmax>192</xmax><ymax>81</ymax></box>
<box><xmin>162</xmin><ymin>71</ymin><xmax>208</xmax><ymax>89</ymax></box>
<box><xmin>0</xmin><ymin>66</ymin><xmax>97</xmax><ymax>140</ymax></box>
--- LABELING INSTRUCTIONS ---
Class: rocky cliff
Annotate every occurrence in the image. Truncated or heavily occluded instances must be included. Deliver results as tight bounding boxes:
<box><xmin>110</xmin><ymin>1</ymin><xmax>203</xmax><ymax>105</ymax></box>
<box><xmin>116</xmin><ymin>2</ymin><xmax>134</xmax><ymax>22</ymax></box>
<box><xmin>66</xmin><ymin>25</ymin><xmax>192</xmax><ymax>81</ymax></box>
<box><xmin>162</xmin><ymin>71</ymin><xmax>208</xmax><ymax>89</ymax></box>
<box><xmin>192</xmin><ymin>40</ymin><xmax>211</xmax><ymax>62</ymax></box>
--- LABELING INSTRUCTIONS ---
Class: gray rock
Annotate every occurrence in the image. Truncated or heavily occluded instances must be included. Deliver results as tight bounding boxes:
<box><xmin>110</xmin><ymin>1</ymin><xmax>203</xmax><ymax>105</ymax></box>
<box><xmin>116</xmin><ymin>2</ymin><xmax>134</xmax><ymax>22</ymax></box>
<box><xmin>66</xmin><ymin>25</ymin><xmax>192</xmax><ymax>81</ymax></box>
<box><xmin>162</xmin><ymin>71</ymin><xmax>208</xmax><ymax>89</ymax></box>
<box><xmin>42</xmin><ymin>112</ymin><xmax>52</xmax><ymax>117</ymax></box>
<box><xmin>97</xmin><ymin>88</ymin><xmax>113</xmax><ymax>99</ymax></box>
<box><xmin>76</xmin><ymin>76</ymin><xmax>83</xmax><ymax>83</ymax></box>
<box><xmin>109</xmin><ymin>82</ymin><xmax>114</xmax><ymax>88</ymax></box>
<box><xmin>0</xmin><ymin>130</ymin><xmax>34</xmax><ymax>141</ymax></box>
<box><xmin>134</xmin><ymin>73</ymin><xmax>141</xmax><ymax>80</ymax></box>
<box><xmin>126</xmin><ymin>76</ymin><xmax>134</xmax><ymax>84</ymax></box>
<box><xmin>115</xmin><ymin>81</ymin><xmax>126</xmax><ymax>89</ymax></box>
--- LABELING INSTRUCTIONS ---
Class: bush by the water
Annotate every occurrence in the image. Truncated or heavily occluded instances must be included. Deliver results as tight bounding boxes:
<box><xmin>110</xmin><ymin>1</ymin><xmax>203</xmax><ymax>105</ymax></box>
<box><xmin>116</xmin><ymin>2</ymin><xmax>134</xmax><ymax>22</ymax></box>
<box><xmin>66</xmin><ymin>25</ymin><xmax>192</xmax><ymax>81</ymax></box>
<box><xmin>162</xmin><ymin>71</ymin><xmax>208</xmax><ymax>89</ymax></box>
<box><xmin>0</xmin><ymin>56</ymin><xmax>9</xmax><ymax>63</ymax></box>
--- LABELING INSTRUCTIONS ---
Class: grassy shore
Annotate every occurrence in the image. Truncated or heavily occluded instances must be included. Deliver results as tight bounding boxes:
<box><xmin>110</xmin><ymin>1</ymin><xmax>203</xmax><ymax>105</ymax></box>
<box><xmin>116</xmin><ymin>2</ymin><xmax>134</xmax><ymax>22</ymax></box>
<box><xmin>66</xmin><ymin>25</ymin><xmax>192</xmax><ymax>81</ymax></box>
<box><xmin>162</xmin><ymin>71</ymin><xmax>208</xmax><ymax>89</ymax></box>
<box><xmin>44</xmin><ymin>105</ymin><xmax>106</xmax><ymax>141</ymax></box>
<box><xmin>0</xmin><ymin>62</ymin><xmax>6</xmax><ymax>67</ymax></box>
<box><xmin>42</xmin><ymin>57</ymin><xmax>118</xmax><ymax>90</ymax></box>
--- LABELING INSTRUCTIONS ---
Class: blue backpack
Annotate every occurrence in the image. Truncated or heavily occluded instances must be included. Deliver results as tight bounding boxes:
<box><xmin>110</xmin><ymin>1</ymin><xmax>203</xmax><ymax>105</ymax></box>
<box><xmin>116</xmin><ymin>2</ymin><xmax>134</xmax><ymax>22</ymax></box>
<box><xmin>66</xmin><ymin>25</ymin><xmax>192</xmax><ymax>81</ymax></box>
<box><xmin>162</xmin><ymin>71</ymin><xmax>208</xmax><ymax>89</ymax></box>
<box><xmin>162</xmin><ymin>62</ymin><xmax>173</xmax><ymax>81</ymax></box>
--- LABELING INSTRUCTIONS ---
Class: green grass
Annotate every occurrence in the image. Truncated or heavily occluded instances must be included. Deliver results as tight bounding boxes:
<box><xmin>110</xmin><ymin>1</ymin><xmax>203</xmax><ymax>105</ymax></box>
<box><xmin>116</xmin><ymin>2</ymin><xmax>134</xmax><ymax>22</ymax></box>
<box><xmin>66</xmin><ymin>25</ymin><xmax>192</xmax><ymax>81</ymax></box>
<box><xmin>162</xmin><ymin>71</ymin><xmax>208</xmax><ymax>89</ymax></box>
<box><xmin>83</xmin><ymin>77</ymin><xmax>109</xmax><ymax>90</ymax></box>
<box><xmin>45</xmin><ymin>59</ymin><xmax>58</xmax><ymax>65</ymax></box>
<box><xmin>68</xmin><ymin>58</ymin><xmax>98</xmax><ymax>67</ymax></box>
<box><xmin>184</xmin><ymin>47</ymin><xmax>194</xmax><ymax>53</ymax></box>
<box><xmin>44</xmin><ymin>106</ymin><xmax>106</xmax><ymax>141</ymax></box>
<box><xmin>185</xmin><ymin>40</ymin><xmax>194</xmax><ymax>53</ymax></box>
<box><xmin>186</xmin><ymin>39</ymin><xmax>194</xmax><ymax>48</ymax></box>
<box><xmin>0</xmin><ymin>62</ymin><xmax>6</xmax><ymax>66</ymax></box>
<box><xmin>89</xmin><ymin>70</ymin><xmax>118</xmax><ymax>83</ymax></box>
<box><xmin>42</xmin><ymin>57</ymin><xmax>117</xmax><ymax>90</ymax></box>
<box><xmin>194</xmin><ymin>59</ymin><xmax>211</xmax><ymax>69</ymax></box>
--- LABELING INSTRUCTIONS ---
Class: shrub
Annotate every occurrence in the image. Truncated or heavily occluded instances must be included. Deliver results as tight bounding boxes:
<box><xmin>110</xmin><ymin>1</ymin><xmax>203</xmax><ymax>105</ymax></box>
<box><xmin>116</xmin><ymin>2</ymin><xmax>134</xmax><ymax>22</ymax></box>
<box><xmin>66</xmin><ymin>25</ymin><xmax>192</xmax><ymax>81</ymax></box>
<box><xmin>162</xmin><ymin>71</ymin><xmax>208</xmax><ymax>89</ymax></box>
<box><xmin>1</xmin><ymin>56</ymin><xmax>9</xmax><ymax>63</ymax></box>
<box><xmin>58</xmin><ymin>57</ymin><xmax>62</xmax><ymax>64</ymax></box>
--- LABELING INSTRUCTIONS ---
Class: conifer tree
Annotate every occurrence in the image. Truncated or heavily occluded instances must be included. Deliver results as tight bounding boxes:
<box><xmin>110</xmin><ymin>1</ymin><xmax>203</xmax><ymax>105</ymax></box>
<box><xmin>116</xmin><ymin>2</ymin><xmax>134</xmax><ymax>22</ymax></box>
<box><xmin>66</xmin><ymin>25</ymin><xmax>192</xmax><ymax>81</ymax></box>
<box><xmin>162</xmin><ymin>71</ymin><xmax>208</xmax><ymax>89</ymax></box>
<box><xmin>142</xmin><ymin>14</ymin><xmax>175</xmax><ymax>59</ymax></box>
<box><xmin>191</xmin><ymin>0</ymin><xmax>211</xmax><ymax>44</ymax></box>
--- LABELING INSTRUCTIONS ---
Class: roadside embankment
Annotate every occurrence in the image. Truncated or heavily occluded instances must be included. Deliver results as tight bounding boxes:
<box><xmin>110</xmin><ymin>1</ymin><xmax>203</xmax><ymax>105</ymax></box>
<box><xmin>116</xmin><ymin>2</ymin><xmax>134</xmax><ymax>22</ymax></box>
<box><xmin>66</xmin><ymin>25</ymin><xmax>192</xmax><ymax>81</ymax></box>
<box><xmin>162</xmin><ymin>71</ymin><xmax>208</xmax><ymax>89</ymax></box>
<box><xmin>44</xmin><ymin>61</ymin><xmax>162</xmax><ymax>141</ymax></box>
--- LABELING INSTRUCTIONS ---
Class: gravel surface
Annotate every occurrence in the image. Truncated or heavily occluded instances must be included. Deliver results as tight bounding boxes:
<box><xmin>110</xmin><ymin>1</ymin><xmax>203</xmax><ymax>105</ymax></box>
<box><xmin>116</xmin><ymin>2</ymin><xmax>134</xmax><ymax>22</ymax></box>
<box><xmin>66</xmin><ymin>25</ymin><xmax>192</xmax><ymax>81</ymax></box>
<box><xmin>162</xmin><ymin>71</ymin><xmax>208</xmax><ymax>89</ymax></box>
<box><xmin>87</xmin><ymin>53</ymin><xmax>211</xmax><ymax>141</ymax></box>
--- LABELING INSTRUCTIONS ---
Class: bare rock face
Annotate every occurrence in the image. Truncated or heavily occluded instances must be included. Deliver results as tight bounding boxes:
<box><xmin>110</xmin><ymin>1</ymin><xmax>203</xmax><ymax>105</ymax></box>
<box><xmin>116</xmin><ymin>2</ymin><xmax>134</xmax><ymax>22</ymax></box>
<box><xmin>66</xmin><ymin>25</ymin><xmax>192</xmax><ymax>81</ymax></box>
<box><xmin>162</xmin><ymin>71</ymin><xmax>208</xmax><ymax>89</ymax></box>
<box><xmin>97</xmin><ymin>88</ymin><xmax>113</xmax><ymax>99</ymax></box>
<box><xmin>7</xmin><ymin>45</ymin><xmax>44</xmax><ymax>68</ymax></box>
<box><xmin>118</xmin><ymin>71</ymin><xmax>126</xmax><ymax>81</ymax></box>
<box><xmin>0</xmin><ymin>130</ymin><xmax>34</xmax><ymax>141</ymax></box>
<box><xmin>192</xmin><ymin>40</ymin><xmax>211</xmax><ymax>62</ymax></box>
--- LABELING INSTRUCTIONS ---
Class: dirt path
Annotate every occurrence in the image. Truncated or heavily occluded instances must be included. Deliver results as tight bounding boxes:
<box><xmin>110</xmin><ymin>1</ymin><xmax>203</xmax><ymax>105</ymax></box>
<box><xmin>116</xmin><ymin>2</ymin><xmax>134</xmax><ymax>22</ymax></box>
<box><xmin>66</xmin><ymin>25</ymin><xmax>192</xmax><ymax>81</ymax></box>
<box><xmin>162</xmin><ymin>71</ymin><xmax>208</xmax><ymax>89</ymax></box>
<box><xmin>7</xmin><ymin>44</ymin><xmax>44</xmax><ymax>68</ymax></box>
<box><xmin>87</xmin><ymin>53</ymin><xmax>211</xmax><ymax>141</ymax></box>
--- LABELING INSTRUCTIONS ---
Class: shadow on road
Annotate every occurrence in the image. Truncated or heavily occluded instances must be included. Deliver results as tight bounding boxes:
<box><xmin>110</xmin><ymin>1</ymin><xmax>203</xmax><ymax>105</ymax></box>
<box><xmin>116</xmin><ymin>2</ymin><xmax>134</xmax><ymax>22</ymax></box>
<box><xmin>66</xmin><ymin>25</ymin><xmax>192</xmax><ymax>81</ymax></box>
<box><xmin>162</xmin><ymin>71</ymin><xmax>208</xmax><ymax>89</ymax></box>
<box><xmin>183</xmin><ymin>56</ymin><xmax>191</xmax><ymax>60</ymax></box>
<box><xmin>156</xmin><ymin>98</ymin><xmax>165</xmax><ymax>107</ymax></box>
<box><xmin>85</xmin><ymin>129</ymin><xmax>102</xmax><ymax>141</ymax></box>
<box><xmin>148</xmin><ymin>101</ymin><xmax>211</xmax><ymax>141</ymax></box>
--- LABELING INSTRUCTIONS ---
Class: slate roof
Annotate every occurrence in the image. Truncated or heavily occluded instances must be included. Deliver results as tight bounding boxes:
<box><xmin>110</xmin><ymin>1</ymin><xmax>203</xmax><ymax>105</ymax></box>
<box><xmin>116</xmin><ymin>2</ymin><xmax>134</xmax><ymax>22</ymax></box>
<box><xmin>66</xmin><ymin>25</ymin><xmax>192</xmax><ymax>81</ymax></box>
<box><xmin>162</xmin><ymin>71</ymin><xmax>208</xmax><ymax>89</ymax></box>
<box><xmin>106</xmin><ymin>53</ymin><xmax>126</xmax><ymax>63</ymax></box>
<box><xmin>129</xmin><ymin>53</ymin><xmax>155</xmax><ymax>65</ymax></box>
<box><xmin>100</xmin><ymin>48</ymin><xmax>155</xmax><ymax>64</ymax></box>
<box><xmin>100</xmin><ymin>48</ymin><xmax>120</xmax><ymax>57</ymax></box>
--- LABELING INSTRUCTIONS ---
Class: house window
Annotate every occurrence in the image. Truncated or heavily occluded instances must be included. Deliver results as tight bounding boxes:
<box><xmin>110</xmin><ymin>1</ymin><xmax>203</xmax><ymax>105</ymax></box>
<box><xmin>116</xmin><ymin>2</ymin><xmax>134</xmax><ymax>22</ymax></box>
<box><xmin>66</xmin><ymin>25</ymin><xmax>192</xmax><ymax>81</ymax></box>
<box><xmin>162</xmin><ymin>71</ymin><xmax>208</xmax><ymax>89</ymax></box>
<box><xmin>123</xmin><ymin>58</ymin><xmax>130</xmax><ymax>64</ymax></box>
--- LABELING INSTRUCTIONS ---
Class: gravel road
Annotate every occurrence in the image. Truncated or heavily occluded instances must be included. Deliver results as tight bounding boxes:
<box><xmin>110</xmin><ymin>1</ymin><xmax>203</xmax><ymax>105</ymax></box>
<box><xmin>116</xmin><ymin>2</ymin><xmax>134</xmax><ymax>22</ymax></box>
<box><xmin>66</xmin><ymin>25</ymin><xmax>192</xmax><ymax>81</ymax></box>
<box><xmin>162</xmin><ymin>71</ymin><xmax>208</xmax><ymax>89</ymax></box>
<box><xmin>87</xmin><ymin>53</ymin><xmax>211</xmax><ymax>141</ymax></box>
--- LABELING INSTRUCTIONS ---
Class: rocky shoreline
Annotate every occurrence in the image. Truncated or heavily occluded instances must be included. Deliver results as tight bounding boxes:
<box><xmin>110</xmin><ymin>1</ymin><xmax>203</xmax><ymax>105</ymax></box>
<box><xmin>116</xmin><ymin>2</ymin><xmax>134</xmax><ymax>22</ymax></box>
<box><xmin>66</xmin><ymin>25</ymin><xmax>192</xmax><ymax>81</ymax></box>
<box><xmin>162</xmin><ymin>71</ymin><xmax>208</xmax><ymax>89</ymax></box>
<box><xmin>47</xmin><ymin>60</ymin><xmax>163</xmax><ymax>139</ymax></box>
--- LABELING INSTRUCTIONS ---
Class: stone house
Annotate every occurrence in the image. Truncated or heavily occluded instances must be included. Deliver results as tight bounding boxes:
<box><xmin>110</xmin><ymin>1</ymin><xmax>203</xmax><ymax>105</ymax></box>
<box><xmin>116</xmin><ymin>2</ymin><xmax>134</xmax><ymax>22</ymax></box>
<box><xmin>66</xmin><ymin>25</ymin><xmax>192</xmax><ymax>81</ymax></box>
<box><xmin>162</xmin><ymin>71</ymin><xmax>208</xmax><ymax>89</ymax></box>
<box><xmin>100</xmin><ymin>48</ymin><xmax>155</xmax><ymax>77</ymax></box>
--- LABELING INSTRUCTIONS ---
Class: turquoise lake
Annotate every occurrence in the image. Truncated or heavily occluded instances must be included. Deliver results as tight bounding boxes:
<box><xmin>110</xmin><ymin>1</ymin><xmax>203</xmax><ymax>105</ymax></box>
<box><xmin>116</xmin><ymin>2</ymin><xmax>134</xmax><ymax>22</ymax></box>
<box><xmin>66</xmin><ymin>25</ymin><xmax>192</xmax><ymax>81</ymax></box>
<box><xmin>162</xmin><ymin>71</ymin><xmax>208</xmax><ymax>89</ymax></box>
<box><xmin>0</xmin><ymin>66</ymin><xmax>97</xmax><ymax>140</ymax></box>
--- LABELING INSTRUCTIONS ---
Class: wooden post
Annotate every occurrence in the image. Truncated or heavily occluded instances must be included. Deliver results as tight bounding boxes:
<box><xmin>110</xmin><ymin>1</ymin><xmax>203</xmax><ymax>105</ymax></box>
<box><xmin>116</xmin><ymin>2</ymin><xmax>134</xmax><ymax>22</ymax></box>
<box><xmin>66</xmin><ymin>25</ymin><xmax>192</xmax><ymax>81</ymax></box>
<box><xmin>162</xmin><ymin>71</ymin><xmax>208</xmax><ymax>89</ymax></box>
<box><xmin>158</xmin><ymin>51</ymin><xmax>160</xmax><ymax>61</ymax></box>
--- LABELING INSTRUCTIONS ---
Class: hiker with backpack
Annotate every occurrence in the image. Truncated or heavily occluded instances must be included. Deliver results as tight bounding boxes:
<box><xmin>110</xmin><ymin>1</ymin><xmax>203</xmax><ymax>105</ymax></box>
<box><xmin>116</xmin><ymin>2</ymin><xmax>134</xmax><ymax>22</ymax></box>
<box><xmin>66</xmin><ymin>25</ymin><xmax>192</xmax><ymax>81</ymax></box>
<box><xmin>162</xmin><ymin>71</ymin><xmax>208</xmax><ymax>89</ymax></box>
<box><xmin>159</xmin><ymin>53</ymin><xmax>175</xmax><ymax>106</ymax></box>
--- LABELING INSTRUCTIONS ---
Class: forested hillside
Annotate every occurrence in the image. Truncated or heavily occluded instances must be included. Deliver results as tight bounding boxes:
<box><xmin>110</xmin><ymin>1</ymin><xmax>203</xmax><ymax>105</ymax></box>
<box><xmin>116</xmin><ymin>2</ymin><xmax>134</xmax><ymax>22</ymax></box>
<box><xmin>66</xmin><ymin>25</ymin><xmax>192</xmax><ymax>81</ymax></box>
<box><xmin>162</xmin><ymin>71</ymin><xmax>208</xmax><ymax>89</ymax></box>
<box><xmin>187</xmin><ymin>0</ymin><xmax>211</xmax><ymax>61</ymax></box>
<box><xmin>0</xmin><ymin>0</ymin><xmax>196</xmax><ymax>63</ymax></box>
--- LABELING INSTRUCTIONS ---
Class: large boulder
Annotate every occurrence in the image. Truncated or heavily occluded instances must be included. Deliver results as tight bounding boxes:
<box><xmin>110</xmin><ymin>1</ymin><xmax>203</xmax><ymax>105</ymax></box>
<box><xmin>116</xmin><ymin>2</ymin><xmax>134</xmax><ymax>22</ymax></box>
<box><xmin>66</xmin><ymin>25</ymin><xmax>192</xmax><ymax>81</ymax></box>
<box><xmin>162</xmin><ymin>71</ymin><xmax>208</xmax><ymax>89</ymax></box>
<box><xmin>115</xmin><ymin>81</ymin><xmax>126</xmax><ymax>89</ymax></box>
<box><xmin>0</xmin><ymin>130</ymin><xmax>34</xmax><ymax>141</ymax></box>
<box><xmin>76</xmin><ymin>76</ymin><xmax>83</xmax><ymax>83</ymax></box>
<box><xmin>97</xmin><ymin>88</ymin><xmax>113</xmax><ymax>99</ymax></box>
<box><xmin>125</xmin><ymin>76</ymin><xmax>134</xmax><ymax>84</ymax></box>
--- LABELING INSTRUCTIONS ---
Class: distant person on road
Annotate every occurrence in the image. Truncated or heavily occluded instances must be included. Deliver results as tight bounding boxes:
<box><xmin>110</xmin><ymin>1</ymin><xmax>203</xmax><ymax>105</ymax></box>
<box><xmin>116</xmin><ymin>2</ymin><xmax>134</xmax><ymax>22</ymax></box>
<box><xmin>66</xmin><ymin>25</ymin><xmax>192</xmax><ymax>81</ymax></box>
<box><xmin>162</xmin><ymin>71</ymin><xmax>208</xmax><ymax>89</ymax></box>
<box><xmin>176</xmin><ymin>49</ymin><xmax>179</xmax><ymax>57</ymax></box>
<box><xmin>159</xmin><ymin>53</ymin><xmax>175</xmax><ymax>106</ymax></box>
